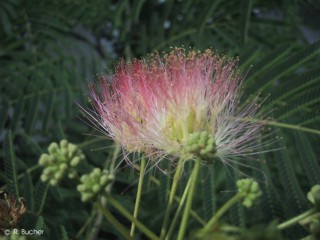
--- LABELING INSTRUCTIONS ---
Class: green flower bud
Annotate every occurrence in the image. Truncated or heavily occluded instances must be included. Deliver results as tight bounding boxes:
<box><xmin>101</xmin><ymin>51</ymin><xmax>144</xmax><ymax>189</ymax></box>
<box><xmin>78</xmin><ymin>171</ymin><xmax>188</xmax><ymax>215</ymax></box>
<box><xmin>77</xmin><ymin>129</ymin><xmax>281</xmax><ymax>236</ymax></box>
<box><xmin>54</xmin><ymin>171</ymin><xmax>63</xmax><ymax>180</ymax></box>
<box><xmin>60</xmin><ymin>139</ymin><xmax>68</xmax><ymax>149</ymax></box>
<box><xmin>43</xmin><ymin>167</ymin><xmax>53</xmax><ymax>176</ymax></box>
<box><xmin>48</xmin><ymin>155</ymin><xmax>56</xmax><ymax>163</ymax></box>
<box><xmin>68</xmin><ymin>171</ymin><xmax>77</xmax><ymax>179</ymax></box>
<box><xmin>93</xmin><ymin>184</ymin><xmax>101</xmax><ymax>193</ymax></box>
<box><xmin>48</xmin><ymin>142</ymin><xmax>59</xmax><ymax>154</ymax></box>
<box><xmin>59</xmin><ymin>163</ymin><xmax>68</xmax><ymax>171</ymax></box>
<box><xmin>308</xmin><ymin>185</ymin><xmax>320</xmax><ymax>209</ymax></box>
<box><xmin>188</xmin><ymin>144</ymin><xmax>198</xmax><ymax>152</ymax></box>
<box><xmin>68</xmin><ymin>143</ymin><xmax>77</xmax><ymax>157</ymax></box>
<box><xmin>70</xmin><ymin>156</ymin><xmax>80</xmax><ymax>167</ymax></box>
<box><xmin>77</xmin><ymin>185</ymin><xmax>86</xmax><ymax>192</ymax></box>
<box><xmin>40</xmin><ymin>174</ymin><xmax>49</xmax><ymax>182</ymax></box>
<box><xmin>61</xmin><ymin>148</ymin><xmax>68</xmax><ymax>158</ymax></box>
<box><xmin>237</xmin><ymin>178</ymin><xmax>262</xmax><ymax>208</ymax></box>
<box><xmin>81</xmin><ymin>193</ymin><xmax>92</xmax><ymax>202</ymax></box>
<box><xmin>39</xmin><ymin>154</ymin><xmax>50</xmax><ymax>165</ymax></box>
<box><xmin>100</xmin><ymin>175</ymin><xmax>109</xmax><ymax>185</ymax></box>
<box><xmin>79</xmin><ymin>153</ymin><xmax>86</xmax><ymax>161</ymax></box>
<box><xmin>243</xmin><ymin>198</ymin><xmax>253</xmax><ymax>208</ymax></box>
<box><xmin>50</xmin><ymin>179</ymin><xmax>58</xmax><ymax>186</ymax></box>
<box><xmin>108</xmin><ymin>174</ymin><xmax>115</xmax><ymax>181</ymax></box>
<box><xmin>93</xmin><ymin>168</ymin><xmax>101</xmax><ymax>176</ymax></box>
<box><xmin>81</xmin><ymin>174</ymin><xmax>88</xmax><ymax>182</ymax></box>
<box><xmin>84</xmin><ymin>178</ymin><xmax>94</xmax><ymax>188</ymax></box>
<box><xmin>199</xmin><ymin>131</ymin><xmax>208</xmax><ymax>145</ymax></box>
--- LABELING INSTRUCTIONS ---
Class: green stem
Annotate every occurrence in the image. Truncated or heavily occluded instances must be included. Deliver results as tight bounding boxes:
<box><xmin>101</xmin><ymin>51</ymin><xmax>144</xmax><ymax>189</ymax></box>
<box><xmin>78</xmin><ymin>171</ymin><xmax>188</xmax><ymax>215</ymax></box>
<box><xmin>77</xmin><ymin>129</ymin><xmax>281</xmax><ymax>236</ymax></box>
<box><xmin>107</xmin><ymin>143</ymin><xmax>121</xmax><ymax>171</ymax></box>
<box><xmin>277</xmin><ymin>208</ymin><xmax>317</xmax><ymax>230</ymax></box>
<box><xmin>130</xmin><ymin>156</ymin><xmax>146</xmax><ymax>237</ymax></box>
<box><xmin>220</xmin><ymin>225</ymin><xmax>243</xmax><ymax>233</ymax></box>
<box><xmin>160</xmin><ymin>158</ymin><xmax>185</xmax><ymax>239</ymax></box>
<box><xmin>149</xmin><ymin>175</ymin><xmax>205</xmax><ymax>226</ymax></box>
<box><xmin>197</xmin><ymin>192</ymin><xmax>242</xmax><ymax>237</ymax></box>
<box><xmin>88</xmin><ymin>143</ymin><xmax>120</xmax><ymax>240</ymax></box>
<box><xmin>105</xmin><ymin>193</ymin><xmax>160</xmax><ymax>240</ymax></box>
<box><xmin>189</xmin><ymin>207</ymin><xmax>206</xmax><ymax>226</ymax></box>
<box><xmin>177</xmin><ymin>158</ymin><xmax>201</xmax><ymax>240</ymax></box>
<box><xmin>76</xmin><ymin>208</ymin><xmax>97</xmax><ymax>238</ymax></box>
<box><xmin>77</xmin><ymin>137</ymin><xmax>105</xmax><ymax>148</ymax></box>
<box><xmin>166</xmin><ymin>170</ymin><xmax>193</xmax><ymax>240</ymax></box>
<box><xmin>236</xmin><ymin>117</ymin><xmax>320</xmax><ymax>135</ymax></box>
<box><xmin>97</xmin><ymin>202</ymin><xmax>133</xmax><ymax>240</ymax></box>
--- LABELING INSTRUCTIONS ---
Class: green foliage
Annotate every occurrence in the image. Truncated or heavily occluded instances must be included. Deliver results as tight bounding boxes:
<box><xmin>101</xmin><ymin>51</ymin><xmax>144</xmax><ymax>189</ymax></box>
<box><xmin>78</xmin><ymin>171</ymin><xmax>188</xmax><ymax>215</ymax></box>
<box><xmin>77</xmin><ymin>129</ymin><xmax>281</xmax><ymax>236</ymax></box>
<box><xmin>3</xmin><ymin>131</ymin><xmax>19</xmax><ymax>198</ymax></box>
<box><xmin>200</xmin><ymin>167</ymin><xmax>216</xmax><ymax>221</ymax></box>
<box><xmin>0</xmin><ymin>0</ymin><xmax>319</xmax><ymax>239</ymax></box>
<box><xmin>294</xmin><ymin>132</ymin><xmax>320</xmax><ymax>186</ymax></box>
<box><xmin>33</xmin><ymin>181</ymin><xmax>49</xmax><ymax>215</ymax></box>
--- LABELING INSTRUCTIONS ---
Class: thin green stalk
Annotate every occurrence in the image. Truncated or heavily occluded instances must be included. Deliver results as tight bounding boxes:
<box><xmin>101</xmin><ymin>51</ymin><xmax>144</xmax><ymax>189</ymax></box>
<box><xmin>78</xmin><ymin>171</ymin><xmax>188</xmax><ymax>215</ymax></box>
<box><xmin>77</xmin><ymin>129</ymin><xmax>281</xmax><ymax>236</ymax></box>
<box><xmin>76</xmin><ymin>208</ymin><xmax>97</xmax><ymax>238</ymax></box>
<box><xmin>189</xmin><ymin>207</ymin><xmax>206</xmax><ymax>226</ymax></box>
<box><xmin>105</xmin><ymin>193</ymin><xmax>160</xmax><ymax>240</ymax></box>
<box><xmin>277</xmin><ymin>208</ymin><xmax>317</xmax><ymax>230</ymax></box>
<box><xmin>220</xmin><ymin>225</ymin><xmax>243</xmax><ymax>233</ymax></box>
<box><xmin>177</xmin><ymin>158</ymin><xmax>201</xmax><ymax>240</ymax></box>
<box><xmin>196</xmin><ymin>193</ymin><xmax>242</xmax><ymax>237</ymax></box>
<box><xmin>89</xmin><ymin>143</ymin><xmax>120</xmax><ymax>240</ymax></box>
<box><xmin>149</xmin><ymin>175</ymin><xmax>205</xmax><ymax>226</ymax></box>
<box><xmin>77</xmin><ymin>137</ymin><xmax>105</xmax><ymax>148</ymax></box>
<box><xmin>97</xmin><ymin>202</ymin><xmax>133</xmax><ymax>240</ymax></box>
<box><xmin>160</xmin><ymin>158</ymin><xmax>184</xmax><ymax>239</ymax></box>
<box><xmin>166</xmin><ymin>171</ymin><xmax>193</xmax><ymax>240</ymax></box>
<box><xmin>236</xmin><ymin>117</ymin><xmax>320</xmax><ymax>135</ymax></box>
<box><xmin>130</xmin><ymin>156</ymin><xmax>146</xmax><ymax>237</ymax></box>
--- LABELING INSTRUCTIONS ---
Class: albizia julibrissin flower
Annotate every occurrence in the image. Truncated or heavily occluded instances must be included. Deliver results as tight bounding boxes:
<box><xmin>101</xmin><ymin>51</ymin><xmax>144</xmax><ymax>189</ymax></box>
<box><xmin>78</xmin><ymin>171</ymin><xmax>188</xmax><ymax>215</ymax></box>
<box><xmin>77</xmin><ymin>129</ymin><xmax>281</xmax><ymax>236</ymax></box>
<box><xmin>86</xmin><ymin>48</ymin><xmax>265</xmax><ymax>165</ymax></box>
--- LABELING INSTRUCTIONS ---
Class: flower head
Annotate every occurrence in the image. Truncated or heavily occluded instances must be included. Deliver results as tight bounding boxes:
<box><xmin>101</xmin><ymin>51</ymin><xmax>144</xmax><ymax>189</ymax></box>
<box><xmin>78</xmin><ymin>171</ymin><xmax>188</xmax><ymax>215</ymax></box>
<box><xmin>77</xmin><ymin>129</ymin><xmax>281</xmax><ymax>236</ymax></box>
<box><xmin>87</xmin><ymin>48</ymin><xmax>264</xmax><ymax>165</ymax></box>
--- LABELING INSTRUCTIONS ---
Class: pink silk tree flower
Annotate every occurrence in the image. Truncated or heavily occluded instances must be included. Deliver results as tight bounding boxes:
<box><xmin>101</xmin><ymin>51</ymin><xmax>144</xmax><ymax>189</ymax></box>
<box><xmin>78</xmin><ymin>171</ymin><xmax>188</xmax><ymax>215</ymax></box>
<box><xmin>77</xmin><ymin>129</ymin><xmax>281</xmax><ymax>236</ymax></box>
<box><xmin>87</xmin><ymin>48</ymin><xmax>264</xmax><ymax>165</ymax></box>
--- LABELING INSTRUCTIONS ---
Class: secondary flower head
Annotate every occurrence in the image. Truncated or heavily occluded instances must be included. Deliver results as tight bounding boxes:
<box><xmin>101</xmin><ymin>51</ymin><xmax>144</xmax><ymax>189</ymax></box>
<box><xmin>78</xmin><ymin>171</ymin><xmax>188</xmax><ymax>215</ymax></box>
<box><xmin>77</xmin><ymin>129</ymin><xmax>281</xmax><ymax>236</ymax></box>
<box><xmin>87</xmin><ymin>48</ymin><xmax>263</xmax><ymax>164</ymax></box>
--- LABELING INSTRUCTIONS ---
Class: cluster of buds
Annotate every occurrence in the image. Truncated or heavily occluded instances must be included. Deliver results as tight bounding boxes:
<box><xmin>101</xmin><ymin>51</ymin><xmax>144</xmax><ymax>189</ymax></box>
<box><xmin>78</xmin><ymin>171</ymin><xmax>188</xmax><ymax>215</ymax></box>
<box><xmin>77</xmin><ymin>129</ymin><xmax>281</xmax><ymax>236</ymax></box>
<box><xmin>236</xmin><ymin>178</ymin><xmax>262</xmax><ymax>208</ymax></box>
<box><xmin>183</xmin><ymin>131</ymin><xmax>216</xmax><ymax>161</ymax></box>
<box><xmin>77</xmin><ymin>168</ymin><xmax>114</xmax><ymax>202</ymax></box>
<box><xmin>39</xmin><ymin>140</ymin><xmax>85</xmax><ymax>186</ymax></box>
